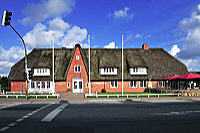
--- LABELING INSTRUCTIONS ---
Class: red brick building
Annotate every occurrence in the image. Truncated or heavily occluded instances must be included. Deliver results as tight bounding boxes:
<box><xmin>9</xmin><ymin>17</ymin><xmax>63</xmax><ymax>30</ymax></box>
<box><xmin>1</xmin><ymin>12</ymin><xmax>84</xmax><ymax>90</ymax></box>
<box><xmin>8</xmin><ymin>44</ymin><xmax>188</xmax><ymax>93</ymax></box>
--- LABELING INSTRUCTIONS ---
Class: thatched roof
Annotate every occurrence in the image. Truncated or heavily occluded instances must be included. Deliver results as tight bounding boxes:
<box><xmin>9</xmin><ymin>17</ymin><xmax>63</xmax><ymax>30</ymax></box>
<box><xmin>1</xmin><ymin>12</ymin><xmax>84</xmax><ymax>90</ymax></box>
<box><xmin>8</xmin><ymin>46</ymin><xmax>188</xmax><ymax>81</ymax></box>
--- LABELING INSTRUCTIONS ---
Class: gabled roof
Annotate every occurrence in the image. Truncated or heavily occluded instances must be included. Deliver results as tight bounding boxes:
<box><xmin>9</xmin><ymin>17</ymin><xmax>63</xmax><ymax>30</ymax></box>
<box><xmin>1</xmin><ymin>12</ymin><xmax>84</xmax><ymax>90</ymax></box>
<box><xmin>8</xmin><ymin>46</ymin><xmax>188</xmax><ymax>81</ymax></box>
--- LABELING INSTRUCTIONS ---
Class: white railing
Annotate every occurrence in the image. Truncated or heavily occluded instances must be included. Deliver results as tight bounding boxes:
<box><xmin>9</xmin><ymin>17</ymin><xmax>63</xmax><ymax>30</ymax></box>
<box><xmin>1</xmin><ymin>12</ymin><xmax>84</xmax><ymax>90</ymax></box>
<box><xmin>85</xmin><ymin>93</ymin><xmax>181</xmax><ymax>98</ymax></box>
<box><xmin>0</xmin><ymin>94</ymin><xmax>60</xmax><ymax>99</ymax></box>
<box><xmin>5</xmin><ymin>92</ymin><xmax>52</xmax><ymax>95</ymax></box>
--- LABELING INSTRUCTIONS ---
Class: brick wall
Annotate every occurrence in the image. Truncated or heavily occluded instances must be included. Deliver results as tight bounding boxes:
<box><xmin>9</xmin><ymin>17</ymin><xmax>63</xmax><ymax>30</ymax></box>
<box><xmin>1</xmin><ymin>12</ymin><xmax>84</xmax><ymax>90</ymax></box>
<box><xmin>10</xmin><ymin>81</ymin><xmax>26</xmax><ymax>92</ymax></box>
<box><xmin>55</xmin><ymin>81</ymin><xmax>67</xmax><ymax>93</ymax></box>
<box><xmin>90</xmin><ymin>81</ymin><xmax>159</xmax><ymax>93</ymax></box>
<box><xmin>66</xmin><ymin>46</ymin><xmax>88</xmax><ymax>92</ymax></box>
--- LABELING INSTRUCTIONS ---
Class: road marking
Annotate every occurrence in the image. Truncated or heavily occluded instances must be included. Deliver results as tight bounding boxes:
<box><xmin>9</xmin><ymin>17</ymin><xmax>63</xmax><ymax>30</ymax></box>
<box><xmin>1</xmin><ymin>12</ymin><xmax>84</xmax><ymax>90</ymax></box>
<box><xmin>27</xmin><ymin>113</ymin><xmax>33</xmax><ymax>116</ymax></box>
<box><xmin>16</xmin><ymin>118</ymin><xmax>23</xmax><ymax>122</ymax></box>
<box><xmin>8</xmin><ymin>123</ymin><xmax>15</xmax><ymax>127</ymax></box>
<box><xmin>41</xmin><ymin>104</ymin><xmax>68</xmax><ymax>122</ymax></box>
<box><xmin>22</xmin><ymin>115</ymin><xmax>29</xmax><ymax>119</ymax></box>
<box><xmin>0</xmin><ymin>104</ymin><xmax>52</xmax><ymax>132</ymax></box>
<box><xmin>0</xmin><ymin>127</ymin><xmax>9</xmax><ymax>132</ymax></box>
<box><xmin>155</xmin><ymin>110</ymin><xmax>200</xmax><ymax>116</ymax></box>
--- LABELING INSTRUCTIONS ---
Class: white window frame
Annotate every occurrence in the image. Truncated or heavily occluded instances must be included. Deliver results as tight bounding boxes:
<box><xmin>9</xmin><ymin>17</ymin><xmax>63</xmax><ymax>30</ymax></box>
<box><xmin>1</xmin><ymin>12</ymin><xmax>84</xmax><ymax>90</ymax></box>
<box><xmin>33</xmin><ymin>68</ymin><xmax>50</xmax><ymax>76</ymax></box>
<box><xmin>140</xmin><ymin>80</ymin><xmax>146</xmax><ymax>88</ymax></box>
<box><xmin>86</xmin><ymin>82</ymin><xmax>89</xmax><ymax>88</ymax></box>
<box><xmin>67</xmin><ymin>82</ymin><xmax>70</xmax><ymax>88</ymax></box>
<box><xmin>74</xmin><ymin>65</ymin><xmax>81</xmax><ymax>73</ymax></box>
<box><xmin>31</xmin><ymin>81</ymin><xmax>35</xmax><ymax>89</ymax></box>
<box><xmin>110</xmin><ymin>81</ymin><xmax>118</xmax><ymax>88</ymax></box>
<box><xmin>76</xmin><ymin>55</ymin><xmax>80</xmax><ymax>60</ymax></box>
<box><xmin>100</xmin><ymin>68</ymin><xmax>118</xmax><ymax>75</ymax></box>
<box><xmin>130</xmin><ymin>80</ymin><xmax>137</xmax><ymax>88</ymax></box>
<box><xmin>130</xmin><ymin>67</ymin><xmax>147</xmax><ymax>75</ymax></box>
<box><xmin>47</xmin><ymin>81</ymin><xmax>50</xmax><ymax>89</ymax></box>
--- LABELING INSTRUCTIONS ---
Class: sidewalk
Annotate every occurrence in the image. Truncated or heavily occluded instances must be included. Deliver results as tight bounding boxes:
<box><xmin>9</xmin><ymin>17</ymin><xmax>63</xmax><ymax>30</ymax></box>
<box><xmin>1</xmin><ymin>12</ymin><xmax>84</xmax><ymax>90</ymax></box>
<box><xmin>1</xmin><ymin>93</ymin><xmax>200</xmax><ymax>104</ymax></box>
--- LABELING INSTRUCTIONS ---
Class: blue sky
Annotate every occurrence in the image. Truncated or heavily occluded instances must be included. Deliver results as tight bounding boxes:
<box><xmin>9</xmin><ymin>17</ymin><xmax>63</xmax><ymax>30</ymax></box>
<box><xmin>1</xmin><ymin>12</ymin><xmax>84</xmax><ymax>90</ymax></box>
<box><xmin>0</xmin><ymin>0</ymin><xmax>200</xmax><ymax>76</ymax></box>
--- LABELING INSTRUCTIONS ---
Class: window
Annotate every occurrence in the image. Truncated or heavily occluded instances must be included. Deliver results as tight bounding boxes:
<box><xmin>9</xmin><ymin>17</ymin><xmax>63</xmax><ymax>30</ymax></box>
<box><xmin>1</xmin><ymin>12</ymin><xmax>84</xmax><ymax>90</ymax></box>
<box><xmin>86</xmin><ymin>82</ymin><xmax>89</xmax><ymax>88</ymax></box>
<box><xmin>140</xmin><ymin>81</ymin><xmax>146</xmax><ymax>88</ymax></box>
<box><xmin>41</xmin><ymin>82</ymin><xmax>45</xmax><ymax>89</ymax></box>
<box><xmin>130</xmin><ymin>67</ymin><xmax>147</xmax><ymax>75</ymax></box>
<box><xmin>100</xmin><ymin>68</ymin><xmax>118</xmax><ymax>75</ymax></box>
<box><xmin>34</xmin><ymin>68</ymin><xmax>50</xmax><ymax>76</ymax></box>
<box><xmin>36</xmin><ymin>82</ymin><xmax>40</xmax><ymax>89</ymax></box>
<box><xmin>31</xmin><ymin>81</ymin><xmax>35</xmax><ymax>89</ymax></box>
<box><xmin>67</xmin><ymin>82</ymin><xmax>70</xmax><ymax>88</ymax></box>
<box><xmin>74</xmin><ymin>65</ymin><xmax>81</xmax><ymax>72</ymax></box>
<box><xmin>47</xmin><ymin>81</ymin><xmax>50</xmax><ymax>89</ymax></box>
<box><xmin>130</xmin><ymin>81</ymin><xmax>137</xmax><ymax>88</ymax></box>
<box><xmin>110</xmin><ymin>81</ymin><xmax>118</xmax><ymax>88</ymax></box>
<box><xmin>76</xmin><ymin>55</ymin><xmax>80</xmax><ymax>60</ymax></box>
<box><xmin>79</xmin><ymin>82</ymin><xmax>82</xmax><ymax>89</ymax></box>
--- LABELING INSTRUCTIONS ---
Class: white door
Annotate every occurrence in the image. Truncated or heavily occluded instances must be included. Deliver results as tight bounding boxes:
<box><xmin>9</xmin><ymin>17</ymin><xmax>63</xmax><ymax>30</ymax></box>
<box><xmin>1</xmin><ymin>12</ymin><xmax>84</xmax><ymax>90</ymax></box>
<box><xmin>73</xmin><ymin>78</ymin><xmax>83</xmax><ymax>93</ymax></box>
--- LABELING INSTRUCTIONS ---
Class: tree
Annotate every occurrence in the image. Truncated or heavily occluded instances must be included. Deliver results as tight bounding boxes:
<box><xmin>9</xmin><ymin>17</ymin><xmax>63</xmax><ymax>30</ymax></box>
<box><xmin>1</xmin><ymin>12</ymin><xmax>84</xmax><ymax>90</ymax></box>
<box><xmin>0</xmin><ymin>76</ymin><xmax>9</xmax><ymax>89</ymax></box>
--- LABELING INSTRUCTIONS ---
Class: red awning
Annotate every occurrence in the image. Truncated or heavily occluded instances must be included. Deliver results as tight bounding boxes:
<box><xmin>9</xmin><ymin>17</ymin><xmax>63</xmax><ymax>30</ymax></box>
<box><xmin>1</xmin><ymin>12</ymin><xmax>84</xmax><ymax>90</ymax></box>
<box><xmin>162</xmin><ymin>75</ymin><xmax>181</xmax><ymax>80</ymax></box>
<box><xmin>178</xmin><ymin>73</ymin><xmax>200</xmax><ymax>79</ymax></box>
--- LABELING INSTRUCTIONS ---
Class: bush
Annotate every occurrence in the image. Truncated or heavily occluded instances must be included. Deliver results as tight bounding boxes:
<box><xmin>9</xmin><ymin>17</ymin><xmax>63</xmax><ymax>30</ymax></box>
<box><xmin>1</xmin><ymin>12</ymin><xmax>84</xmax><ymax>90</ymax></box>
<box><xmin>101</xmin><ymin>89</ymin><xmax>106</xmax><ymax>93</ymax></box>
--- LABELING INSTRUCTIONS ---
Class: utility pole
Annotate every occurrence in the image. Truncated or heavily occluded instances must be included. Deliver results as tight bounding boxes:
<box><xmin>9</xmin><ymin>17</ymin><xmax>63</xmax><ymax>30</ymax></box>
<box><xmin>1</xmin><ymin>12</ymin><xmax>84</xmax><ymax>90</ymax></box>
<box><xmin>52</xmin><ymin>34</ymin><xmax>55</xmax><ymax>95</ymax></box>
<box><xmin>88</xmin><ymin>33</ymin><xmax>91</xmax><ymax>95</ymax></box>
<box><xmin>122</xmin><ymin>34</ymin><xmax>124</xmax><ymax>96</ymax></box>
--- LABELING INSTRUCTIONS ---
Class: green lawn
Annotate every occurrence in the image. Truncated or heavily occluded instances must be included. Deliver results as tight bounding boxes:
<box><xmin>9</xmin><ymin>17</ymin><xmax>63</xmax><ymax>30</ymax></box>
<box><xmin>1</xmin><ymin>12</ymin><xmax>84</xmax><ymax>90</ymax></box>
<box><xmin>97</xmin><ymin>92</ymin><xmax>156</xmax><ymax>94</ymax></box>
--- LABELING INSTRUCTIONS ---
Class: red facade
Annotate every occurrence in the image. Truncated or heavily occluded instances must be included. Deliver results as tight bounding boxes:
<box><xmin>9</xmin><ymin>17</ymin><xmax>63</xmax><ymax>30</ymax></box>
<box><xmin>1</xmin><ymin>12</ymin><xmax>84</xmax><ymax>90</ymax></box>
<box><xmin>10</xmin><ymin>45</ymin><xmax>162</xmax><ymax>93</ymax></box>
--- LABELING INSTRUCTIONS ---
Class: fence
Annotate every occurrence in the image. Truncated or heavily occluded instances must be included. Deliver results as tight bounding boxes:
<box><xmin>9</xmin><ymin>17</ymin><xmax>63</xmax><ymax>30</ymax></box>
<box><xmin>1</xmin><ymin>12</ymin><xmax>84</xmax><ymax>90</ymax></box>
<box><xmin>0</xmin><ymin>92</ymin><xmax>60</xmax><ymax>99</ymax></box>
<box><xmin>85</xmin><ymin>93</ymin><xmax>181</xmax><ymax>98</ymax></box>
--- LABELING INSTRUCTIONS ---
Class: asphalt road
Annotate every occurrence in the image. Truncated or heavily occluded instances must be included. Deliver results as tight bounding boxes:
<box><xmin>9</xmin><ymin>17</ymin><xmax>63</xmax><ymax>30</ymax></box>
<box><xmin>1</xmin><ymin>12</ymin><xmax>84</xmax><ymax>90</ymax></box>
<box><xmin>1</xmin><ymin>101</ymin><xmax>200</xmax><ymax>133</ymax></box>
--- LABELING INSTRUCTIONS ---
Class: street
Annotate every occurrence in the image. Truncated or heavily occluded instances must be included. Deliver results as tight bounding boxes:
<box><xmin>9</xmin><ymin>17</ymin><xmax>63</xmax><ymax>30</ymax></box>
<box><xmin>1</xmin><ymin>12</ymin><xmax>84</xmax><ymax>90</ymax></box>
<box><xmin>1</xmin><ymin>101</ymin><xmax>200</xmax><ymax>133</ymax></box>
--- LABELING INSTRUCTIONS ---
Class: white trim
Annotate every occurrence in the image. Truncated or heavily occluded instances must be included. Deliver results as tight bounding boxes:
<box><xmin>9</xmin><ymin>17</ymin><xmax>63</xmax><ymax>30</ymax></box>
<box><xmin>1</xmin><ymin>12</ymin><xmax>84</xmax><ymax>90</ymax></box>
<box><xmin>33</xmin><ymin>68</ymin><xmax>50</xmax><ymax>76</ymax></box>
<box><xmin>110</xmin><ymin>81</ymin><xmax>118</xmax><ymax>88</ymax></box>
<box><xmin>130</xmin><ymin>68</ymin><xmax>147</xmax><ymax>75</ymax></box>
<box><xmin>67</xmin><ymin>82</ymin><xmax>70</xmax><ymax>88</ymax></box>
<box><xmin>139</xmin><ymin>80</ymin><xmax>147</xmax><ymax>88</ymax></box>
<box><xmin>74</xmin><ymin>65</ymin><xmax>81</xmax><ymax>73</ymax></box>
<box><xmin>72</xmin><ymin>78</ymin><xmax>83</xmax><ymax>93</ymax></box>
<box><xmin>76</xmin><ymin>55</ymin><xmax>80</xmax><ymax>60</ymax></box>
<box><xmin>86</xmin><ymin>82</ymin><xmax>89</xmax><ymax>88</ymax></box>
<box><xmin>130</xmin><ymin>80</ymin><xmax>137</xmax><ymax>88</ymax></box>
<box><xmin>100</xmin><ymin>68</ymin><xmax>118</xmax><ymax>75</ymax></box>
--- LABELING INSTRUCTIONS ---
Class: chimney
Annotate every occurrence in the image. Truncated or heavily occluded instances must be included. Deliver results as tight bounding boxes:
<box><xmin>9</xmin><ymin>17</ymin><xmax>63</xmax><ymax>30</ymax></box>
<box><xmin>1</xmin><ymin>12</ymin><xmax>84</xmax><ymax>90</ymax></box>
<box><xmin>142</xmin><ymin>43</ymin><xmax>149</xmax><ymax>50</ymax></box>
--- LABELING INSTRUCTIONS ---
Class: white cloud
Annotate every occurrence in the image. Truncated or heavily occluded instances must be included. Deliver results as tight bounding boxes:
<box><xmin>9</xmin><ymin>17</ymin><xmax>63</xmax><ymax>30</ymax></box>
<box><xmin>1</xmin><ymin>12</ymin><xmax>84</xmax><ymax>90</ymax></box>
<box><xmin>180</xmin><ymin>59</ymin><xmax>200</xmax><ymax>71</ymax></box>
<box><xmin>124</xmin><ymin>34</ymin><xmax>134</xmax><ymax>43</ymax></box>
<box><xmin>104</xmin><ymin>42</ymin><xmax>116</xmax><ymax>48</ymax></box>
<box><xmin>23</xmin><ymin>18</ymin><xmax>88</xmax><ymax>49</ymax></box>
<box><xmin>178</xmin><ymin>4</ymin><xmax>200</xmax><ymax>59</ymax></box>
<box><xmin>48</xmin><ymin>17</ymin><xmax>70</xmax><ymax>31</ymax></box>
<box><xmin>0</xmin><ymin>46</ymin><xmax>24</xmax><ymax>76</ymax></box>
<box><xmin>169</xmin><ymin>45</ymin><xmax>180</xmax><ymax>57</ymax></box>
<box><xmin>92</xmin><ymin>45</ymin><xmax>98</xmax><ymax>48</ymax></box>
<box><xmin>125</xmin><ymin>33</ymin><xmax>151</xmax><ymax>43</ymax></box>
<box><xmin>135</xmin><ymin>33</ymin><xmax>143</xmax><ymax>38</ymax></box>
<box><xmin>59</xmin><ymin>25</ymin><xmax>88</xmax><ymax>48</ymax></box>
<box><xmin>108</xmin><ymin>7</ymin><xmax>134</xmax><ymax>21</ymax></box>
<box><xmin>19</xmin><ymin>0</ymin><xmax>75</xmax><ymax>25</ymax></box>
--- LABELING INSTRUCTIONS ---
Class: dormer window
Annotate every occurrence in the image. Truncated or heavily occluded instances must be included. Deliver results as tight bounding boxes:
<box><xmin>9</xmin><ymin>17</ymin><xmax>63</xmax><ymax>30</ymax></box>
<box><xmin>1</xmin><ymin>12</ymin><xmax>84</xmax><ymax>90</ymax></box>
<box><xmin>33</xmin><ymin>68</ymin><xmax>50</xmax><ymax>76</ymax></box>
<box><xmin>130</xmin><ymin>67</ymin><xmax>147</xmax><ymax>75</ymax></box>
<box><xmin>100</xmin><ymin>68</ymin><xmax>117</xmax><ymax>75</ymax></box>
